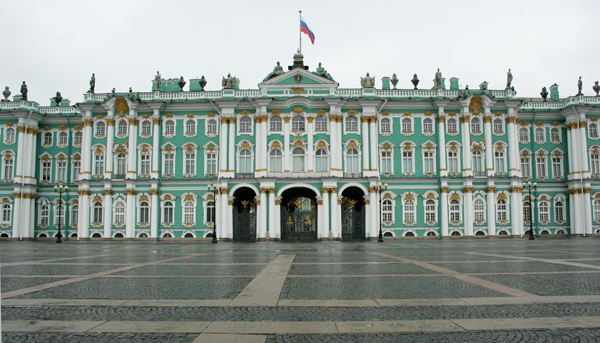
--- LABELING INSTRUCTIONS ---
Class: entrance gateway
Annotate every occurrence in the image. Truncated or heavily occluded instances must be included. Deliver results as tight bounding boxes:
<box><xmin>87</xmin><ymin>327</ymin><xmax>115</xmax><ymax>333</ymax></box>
<box><xmin>281</xmin><ymin>188</ymin><xmax>317</xmax><ymax>241</ymax></box>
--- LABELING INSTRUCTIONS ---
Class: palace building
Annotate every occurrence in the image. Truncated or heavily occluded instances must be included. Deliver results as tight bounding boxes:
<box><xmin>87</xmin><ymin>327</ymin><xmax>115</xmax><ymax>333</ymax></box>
<box><xmin>1</xmin><ymin>52</ymin><xmax>599</xmax><ymax>241</ymax></box>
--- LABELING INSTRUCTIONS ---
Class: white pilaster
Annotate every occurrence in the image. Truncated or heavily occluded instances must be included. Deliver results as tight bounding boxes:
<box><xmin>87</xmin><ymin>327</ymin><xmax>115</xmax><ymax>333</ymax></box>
<box><xmin>484</xmin><ymin>113</ymin><xmax>494</xmax><ymax>176</ymax></box>
<box><xmin>258</xmin><ymin>190</ymin><xmax>267</xmax><ymax>239</ymax></box>
<box><xmin>78</xmin><ymin>185</ymin><xmax>90</xmax><ymax>238</ymax></box>
<box><xmin>105</xmin><ymin>114</ymin><xmax>115</xmax><ymax>179</ymax></box>
<box><xmin>507</xmin><ymin>108</ymin><xmax>519</xmax><ymax>177</ymax></box>
<box><xmin>361</xmin><ymin>117</ymin><xmax>370</xmax><ymax>173</ymax></box>
<box><xmin>461</xmin><ymin>111</ymin><xmax>472</xmax><ymax>177</ymax></box>
<box><xmin>364</xmin><ymin>196</ymin><xmax>371</xmax><ymax>239</ymax></box>
<box><xmin>127</xmin><ymin>115</ymin><xmax>138</xmax><ymax>180</ymax></box>
<box><xmin>307</xmin><ymin>117</ymin><xmax>314</xmax><ymax>172</ymax></box>
<box><xmin>369</xmin><ymin>188</ymin><xmax>378</xmax><ymax>238</ymax></box>
<box><xmin>331</xmin><ymin>190</ymin><xmax>340</xmax><ymax>239</ymax></box>
<box><xmin>150</xmin><ymin>186</ymin><xmax>159</xmax><ymax>238</ymax></box>
<box><xmin>268</xmin><ymin>190</ymin><xmax>276</xmax><ymax>239</ymax></box>
<box><xmin>584</xmin><ymin>189</ymin><xmax>593</xmax><ymax>235</ymax></box>
<box><xmin>487</xmin><ymin>185</ymin><xmax>496</xmax><ymax>236</ymax></box>
<box><xmin>274</xmin><ymin>196</ymin><xmax>282</xmax><ymax>240</ymax></box>
<box><xmin>284</xmin><ymin>116</ymin><xmax>291</xmax><ymax>172</ymax></box>
<box><xmin>369</xmin><ymin>117</ymin><xmax>378</xmax><ymax>173</ymax></box>
<box><xmin>321</xmin><ymin>189</ymin><xmax>330</xmax><ymax>239</ymax></box>
<box><xmin>464</xmin><ymin>185</ymin><xmax>473</xmax><ymax>236</ymax></box>
<box><xmin>81</xmin><ymin>112</ymin><xmax>93</xmax><ymax>180</ymax></box>
<box><xmin>125</xmin><ymin>186</ymin><xmax>136</xmax><ymax>238</ymax></box>
<box><xmin>219</xmin><ymin>118</ymin><xmax>228</xmax><ymax>173</ymax></box>
<box><xmin>12</xmin><ymin>191</ymin><xmax>21</xmax><ymax>238</ymax></box>
<box><xmin>151</xmin><ymin>117</ymin><xmax>160</xmax><ymax>179</ymax></box>
<box><xmin>580</xmin><ymin>122</ymin><xmax>590</xmax><ymax>178</ymax></box>
<box><xmin>103</xmin><ymin>186</ymin><xmax>112</xmax><ymax>238</ymax></box>
<box><xmin>438</xmin><ymin>115</ymin><xmax>447</xmax><ymax>177</ymax></box>
<box><xmin>510</xmin><ymin>188</ymin><xmax>520</xmax><ymax>236</ymax></box>
<box><xmin>440</xmin><ymin>186</ymin><xmax>449</xmax><ymax>236</ymax></box>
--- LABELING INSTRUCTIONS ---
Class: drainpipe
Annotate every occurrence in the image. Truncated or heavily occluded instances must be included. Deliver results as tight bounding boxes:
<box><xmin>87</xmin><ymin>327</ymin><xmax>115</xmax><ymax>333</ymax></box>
<box><xmin>19</xmin><ymin>111</ymin><xmax>33</xmax><ymax>240</ymax></box>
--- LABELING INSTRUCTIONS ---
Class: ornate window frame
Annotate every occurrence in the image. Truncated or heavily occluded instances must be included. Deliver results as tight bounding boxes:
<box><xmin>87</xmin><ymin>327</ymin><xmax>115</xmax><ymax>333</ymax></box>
<box><xmin>161</xmin><ymin>193</ymin><xmax>176</xmax><ymax>227</ymax></box>
<box><xmin>401</xmin><ymin>192</ymin><xmax>418</xmax><ymax>226</ymax></box>
<box><xmin>203</xmin><ymin>142</ymin><xmax>218</xmax><ymax>176</ymax></box>
<box><xmin>180</xmin><ymin>193</ymin><xmax>197</xmax><ymax>227</ymax></box>
<box><xmin>116</xmin><ymin>118</ymin><xmax>129</xmax><ymax>138</ymax></box>
<box><xmin>112</xmin><ymin>196</ymin><xmax>126</xmax><ymax>228</ymax></box>
<box><xmin>182</xmin><ymin>143</ymin><xmax>198</xmax><ymax>178</ymax></box>
<box><xmin>423</xmin><ymin>191</ymin><xmax>439</xmax><ymax>226</ymax></box>
<box><xmin>1</xmin><ymin>149</ymin><xmax>15</xmax><ymax>182</ymax></box>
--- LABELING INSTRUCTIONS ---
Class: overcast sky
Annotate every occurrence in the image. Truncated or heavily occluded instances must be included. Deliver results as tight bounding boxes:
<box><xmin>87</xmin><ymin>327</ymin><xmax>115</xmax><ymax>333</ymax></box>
<box><xmin>1</xmin><ymin>0</ymin><xmax>599</xmax><ymax>106</ymax></box>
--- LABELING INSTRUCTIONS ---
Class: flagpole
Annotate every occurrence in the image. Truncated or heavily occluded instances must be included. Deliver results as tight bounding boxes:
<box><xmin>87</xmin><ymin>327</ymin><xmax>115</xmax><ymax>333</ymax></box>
<box><xmin>299</xmin><ymin>10</ymin><xmax>302</xmax><ymax>53</ymax></box>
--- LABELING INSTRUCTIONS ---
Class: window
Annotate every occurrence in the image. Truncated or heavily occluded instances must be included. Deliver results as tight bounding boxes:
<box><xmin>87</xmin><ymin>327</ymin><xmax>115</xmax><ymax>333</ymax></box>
<box><xmin>72</xmin><ymin>160</ymin><xmax>80</xmax><ymax>182</ymax></box>
<box><xmin>401</xmin><ymin>118</ymin><xmax>412</xmax><ymax>134</ymax></box>
<box><xmin>594</xmin><ymin>199</ymin><xmax>600</xmax><ymax>222</ymax></box>
<box><xmin>345</xmin><ymin>148</ymin><xmax>360</xmax><ymax>173</ymax></box>
<box><xmin>117</xmin><ymin>119</ymin><xmax>128</xmax><ymax>136</ymax></box>
<box><xmin>591</xmin><ymin>150</ymin><xmax>600</xmax><ymax>175</ymax></box>
<box><xmin>552</xmin><ymin>154</ymin><xmax>563</xmax><ymax>179</ymax></box>
<box><xmin>550</xmin><ymin>128</ymin><xmax>560</xmax><ymax>143</ymax></box>
<box><xmin>206</xmin><ymin>200</ymin><xmax>215</xmax><ymax>224</ymax></box>
<box><xmin>94</xmin><ymin>152</ymin><xmax>104</xmax><ymax>177</ymax></box>
<box><xmin>270</xmin><ymin>116</ymin><xmax>282</xmax><ymax>132</ymax></box>
<box><xmin>54</xmin><ymin>204</ymin><xmax>65</xmax><ymax>227</ymax></box>
<box><xmin>447</xmin><ymin>118</ymin><xmax>458</xmax><ymax>134</ymax></box>
<box><xmin>114</xmin><ymin>201</ymin><xmax>125</xmax><ymax>225</ymax></box>
<box><xmin>141</xmin><ymin>121</ymin><xmax>152</xmax><ymax>136</ymax></box>
<box><xmin>519</xmin><ymin>127</ymin><xmax>529</xmax><ymax>143</ymax></box>
<box><xmin>535</xmin><ymin>127</ymin><xmax>545</xmax><ymax>143</ymax></box>
<box><xmin>539</xmin><ymin>201</ymin><xmax>549</xmax><ymax>222</ymax></box>
<box><xmin>425</xmin><ymin>199</ymin><xmax>436</xmax><ymax>222</ymax></box>
<box><xmin>239</xmin><ymin>116</ymin><xmax>252</xmax><ymax>133</ymax></box>
<box><xmin>206</xmin><ymin>151</ymin><xmax>217</xmax><ymax>175</ymax></box>
<box><xmin>472</xmin><ymin>149</ymin><xmax>483</xmax><ymax>174</ymax></box>
<box><xmin>163</xmin><ymin>151</ymin><xmax>174</xmax><ymax>176</ymax></box>
<box><xmin>496</xmin><ymin>199</ymin><xmax>507</xmax><ymax>222</ymax></box>
<box><xmin>96</xmin><ymin>122</ymin><xmax>106</xmax><ymax>137</ymax></box>
<box><xmin>41</xmin><ymin>160</ymin><xmax>51</xmax><ymax>182</ymax></box>
<box><xmin>404</xmin><ymin>200</ymin><xmax>415</xmax><ymax>223</ymax></box>
<box><xmin>346</xmin><ymin>115</ymin><xmax>358</xmax><ymax>132</ymax></box>
<box><xmin>474</xmin><ymin>198</ymin><xmax>485</xmax><ymax>222</ymax></box>
<box><xmin>56</xmin><ymin>159</ymin><xmax>67</xmax><ymax>182</ymax></box>
<box><xmin>5</xmin><ymin>127</ymin><xmax>15</xmax><ymax>143</ymax></box>
<box><xmin>381</xmin><ymin>150</ymin><xmax>392</xmax><ymax>174</ymax></box>
<box><xmin>185</xmin><ymin>119</ymin><xmax>196</xmax><ymax>135</ymax></box>
<box><xmin>1</xmin><ymin>203</ymin><xmax>11</xmax><ymax>224</ymax></box>
<box><xmin>493</xmin><ymin>118</ymin><xmax>504</xmax><ymax>134</ymax></box>
<box><xmin>423</xmin><ymin>150</ymin><xmax>435</xmax><ymax>174</ymax></box>
<box><xmin>315</xmin><ymin>148</ymin><xmax>328</xmax><ymax>173</ymax></box>
<box><xmin>555</xmin><ymin>200</ymin><xmax>564</xmax><ymax>222</ymax></box>
<box><xmin>521</xmin><ymin>154</ymin><xmax>531</xmax><ymax>178</ymax></box>
<box><xmin>494</xmin><ymin>148</ymin><xmax>506</xmax><ymax>173</ymax></box>
<box><xmin>402</xmin><ymin>149</ymin><xmax>413</xmax><ymax>174</ymax></box>
<box><xmin>139</xmin><ymin>201</ymin><xmax>150</xmax><ymax>224</ymax></box>
<box><xmin>74</xmin><ymin>131</ymin><xmax>82</xmax><ymax>146</ymax></box>
<box><xmin>115</xmin><ymin>153</ymin><xmax>127</xmax><ymax>177</ymax></box>
<box><xmin>71</xmin><ymin>205</ymin><xmax>78</xmax><ymax>227</ymax></box>
<box><xmin>58</xmin><ymin>132</ymin><xmax>68</xmax><ymax>146</ymax></box>
<box><xmin>207</xmin><ymin>119</ymin><xmax>217</xmax><ymax>135</ymax></box>
<box><xmin>423</xmin><ymin>118</ymin><xmax>434</xmax><ymax>134</ymax></box>
<box><xmin>291</xmin><ymin>115</ymin><xmax>305</xmax><ymax>132</ymax></box>
<box><xmin>449</xmin><ymin>199</ymin><xmax>460</xmax><ymax>222</ymax></box>
<box><xmin>269</xmin><ymin>149</ymin><xmax>283</xmax><ymax>173</ymax></box>
<box><xmin>185</xmin><ymin>151</ymin><xmax>196</xmax><ymax>175</ymax></box>
<box><xmin>471</xmin><ymin>117</ymin><xmax>482</xmax><ymax>134</ymax></box>
<box><xmin>536</xmin><ymin>154</ymin><xmax>547</xmax><ymax>178</ymax></box>
<box><xmin>448</xmin><ymin>150</ymin><xmax>459</xmax><ymax>174</ymax></box>
<box><xmin>164</xmin><ymin>120</ymin><xmax>175</xmax><ymax>136</ymax></box>
<box><xmin>3</xmin><ymin>155</ymin><xmax>13</xmax><ymax>180</ymax></box>
<box><xmin>238</xmin><ymin>148</ymin><xmax>252</xmax><ymax>173</ymax></box>
<box><xmin>382</xmin><ymin>199</ymin><xmax>393</xmax><ymax>223</ymax></box>
<box><xmin>523</xmin><ymin>201</ymin><xmax>532</xmax><ymax>222</ymax></box>
<box><xmin>380</xmin><ymin>118</ymin><xmax>391</xmax><ymax>134</ymax></box>
<box><xmin>43</xmin><ymin>132</ymin><xmax>52</xmax><ymax>146</ymax></box>
<box><xmin>315</xmin><ymin>115</ymin><xmax>328</xmax><ymax>132</ymax></box>
<box><xmin>163</xmin><ymin>201</ymin><xmax>174</xmax><ymax>224</ymax></box>
<box><xmin>40</xmin><ymin>204</ymin><xmax>49</xmax><ymax>226</ymax></box>
<box><xmin>590</xmin><ymin>123</ymin><xmax>599</xmax><ymax>139</ymax></box>
<box><xmin>139</xmin><ymin>153</ymin><xmax>151</xmax><ymax>176</ymax></box>
<box><xmin>292</xmin><ymin>147</ymin><xmax>305</xmax><ymax>172</ymax></box>
<box><xmin>93</xmin><ymin>202</ymin><xmax>103</xmax><ymax>224</ymax></box>
<box><xmin>183</xmin><ymin>201</ymin><xmax>194</xmax><ymax>225</ymax></box>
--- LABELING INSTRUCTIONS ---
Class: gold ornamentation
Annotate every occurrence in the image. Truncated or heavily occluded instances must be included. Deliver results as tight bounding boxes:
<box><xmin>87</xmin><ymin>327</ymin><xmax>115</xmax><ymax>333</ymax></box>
<box><xmin>347</xmin><ymin>140</ymin><xmax>358</xmax><ymax>149</ymax></box>
<box><xmin>293</xmin><ymin>107</ymin><xmax>304</xmax><ymax>114</ymax></box>
<box><xmin>450</xmin><ymin>193</ymin><xmax>461</xmax><ymax>200</ymax></box>
<box><xmin>497</xmin><ymin>193</ymin><xmax>507</xmax><ymax>200</ymax></box>
<box><xmin>440</xmin><ymin>187</ymin><xmax>449</xmax><ymax>193</ymax></box>
<box><xmin>535</xmin><ymin>121</ymin><xmax>545</xmax><ymax>127</ymax></box>
<box><xmin>316</xmin><ymin>109</ymin><xmax>327</xmax><ymax>115</ymax></box>
<box><xmin>381</xmin><ymin>110</ymin><xmax>390</xmax><ymax>116</ymax></box>
<box><xmin>486</xmin><ymin>187</ymin><xmax>496</xmax><ymax>193</ymax></box>
<box><xmin>125</xmin><ymin>189</ymin><xmax>137</xmax><ymax>196</ymax></box>
<box><xmin>115</xmin><ymin>97</ymin><xmax>129</xmax><ymax>115</ymax></box>
<box><xmin>347</xmin><ymin>109</ymin><xmax>358</xmax><ymax>115</ymax></box>
<box><xmin>291</xmin><ymin>87</ymin><xmax>304</xmax><ymax>95</ymax></box>
<box><xmin>462</xmin><ymin>187</ymin><xmax>474</xmax><ymax>193</ymax></box>
<box><xmin>403</xmin><ymin>111</ymin><xmax>412</xmax><ymax>117</ymax></box>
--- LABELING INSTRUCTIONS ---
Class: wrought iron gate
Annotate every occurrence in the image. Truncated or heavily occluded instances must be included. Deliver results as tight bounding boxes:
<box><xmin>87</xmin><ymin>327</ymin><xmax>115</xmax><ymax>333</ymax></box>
<box><xmin>233</xmin><ymin>200</ymin><xmax>256</xmax><ymax>242</ymax></box>
<box><xmin>341</xmin><ymin>197</ymin><xmax>365</xmax><ymax>240</ymax></box>
<box><xmin>281</xmin><ymin>197</ymin><xmax>317</xmax><ymax>241</ymax></box>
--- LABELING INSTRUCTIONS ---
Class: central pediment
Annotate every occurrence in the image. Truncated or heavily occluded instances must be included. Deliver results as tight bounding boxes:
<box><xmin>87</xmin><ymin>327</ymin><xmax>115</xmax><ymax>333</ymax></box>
<box><xmin>259</xmin><ymin>68</ymin><xmax>339</xmax><ymax>91</ymax></box>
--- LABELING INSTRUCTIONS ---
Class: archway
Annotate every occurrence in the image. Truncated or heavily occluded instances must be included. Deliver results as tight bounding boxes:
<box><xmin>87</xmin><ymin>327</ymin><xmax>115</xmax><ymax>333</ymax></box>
<box><xmin>280</xmin><ymin>188</ymin><xmax>318</xmax><ymax>241</ymax></box>
<box><xmin>341</xmin><ymin>186</ymin><xmax>366</xmax><ymax>240</ymax></box>
<box><xmin>232</xmin><ymin>187</ymin><xmax>257</xmax><ymax>242</ymax></box>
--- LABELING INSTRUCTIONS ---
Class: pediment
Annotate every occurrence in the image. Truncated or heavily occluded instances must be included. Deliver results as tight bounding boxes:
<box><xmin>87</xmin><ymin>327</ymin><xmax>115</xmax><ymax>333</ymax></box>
<box><xmin>259</xmin><ymin>68</ymin><xmax>338</xmax><ymax>90</ymax></box>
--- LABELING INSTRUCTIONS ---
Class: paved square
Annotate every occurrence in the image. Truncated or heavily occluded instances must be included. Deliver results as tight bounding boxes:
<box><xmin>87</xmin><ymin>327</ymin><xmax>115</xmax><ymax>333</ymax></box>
<box><xmin>2</xmin><ymin>238</ymin><xmax>600</xmax><ymax>342</ymax></box>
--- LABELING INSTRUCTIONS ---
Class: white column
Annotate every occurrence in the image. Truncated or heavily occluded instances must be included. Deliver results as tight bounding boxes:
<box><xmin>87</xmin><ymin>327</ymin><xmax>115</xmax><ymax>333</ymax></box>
<box><xmin>152</xmin><ymin>117</ymin><xmax>160</xmax><ymax>179</ymax></box>
<box><xmin>566</xmin><ymin>125</ymin><xmax>574</xmax><ymax>177</ymax></box>
<box><xmin>15</xmin><ymin>126</ymin><xmax>25</xmax><ymax>184</ymax></box>
<box><xmin>126</xmin><ymin>188</ymin><xmax>136</xmax><ymax>238</ymax></box>
<box><xmin>329</xmin><ymin>116</ymin><xmax>337</xmax><ymax>173</ymax></box>
<box><xmin>228</xmin><ymin>119</ymin><xmax>235</xmax><ymax>173</ymax></box>
<box><xmin>461</xmin><ymin>113</ymin><xmax>472</xmax><ymax>177</ymax></box>
<box><xmin>370</xmin><ymin>188</ymin><xmax>378</xmax><ymax>238</ymax></box>
<box><xmin>82</xmin><ymin>117</ymin><xmax>93</xmax><ymax>180</ymax></box>
<box><xmin>258</xmin><ymin>189</ymin><xmax>267</xmax><ymax>239</ymax></box>
<box><xmin>441</xmin><ymin>188</ymin><xmax>449</xmax><ymax>236</ymax></box>
<box><xmin>510</xmin><ymin>188</ymin><xmax>520</xmax><ymax>236</ymax></box>
<box><xmin>105</xmin><ymin>115</ymin><xmax>115</xmax><ymax>179</ymax></box>
<box><xmin>254</xmin><ymin>117</ymin><xmax>262</xmax><ymax>175</ymax></box>
<box><xmin>369</xmin><ymin>117</ymin><xmax>378</xmax><ymax>172</ymax></box>
<box><xmin>22</xmin><ymin>196</ymin><xmax>32</xmax><ymax>238</ymax></box>
<box><xmin>584</xmin><ymin>189</ymin><xmax>593</xmax><ymax>235</ymax></box>
<box><xmin>27</xmin><ymin>132</ymin><xmax>37</xmax><ymax>182</ymax></box>
<box><xmin>464</xmin><ymin>188</ymin><xmax>473</xmax><ymax>236</ymax></box>
<box><xmin>364</xmin><ymin>196</ymin><xmax>371</xmax><ymax>238</ymax></box>
<box><xmin>255</xmin><ymin>196</ymin><xmax>262</xmax><ymax>240</ymax></box>
<box><xmin>484</xmin><ymin>114</ymin><xmax>494</xmax><ymax>176</ymax></box>
<box><xmin>362</xmin><ymin>117</ymin><xmax>370</xmax><ymax>173</ymax></box>
<box><xmin>219</xmin><ymin>118</ymin><xmax>228</xmax><ymax>173</ymax></box>
<box><xmin>570</xmin><ymin>126</ymin><xmax>581</xmax><ymax>176</ymax></box>
<box><xmin>321</xmin><ymin>189</ymin><xmax>330</xmax><ymax>239</ymax></box>
<box><xmin>317</xmin><ymin>196</ymin><xmax>324</xmax><ymax>239</ymax></box>
<box><xmin>507</xmin><ymin>116</ymin><xmax>519</xmax><ymax>177</ymax></box>
<box><xmin>78</xmin><ymin>188</ymin><xmax>90</xmax><ymax>238</ymax></box>
<box><xmin>487</xmin><ymin>187</ymin><xmax>496</xmax><ymax>236</ymax></box>
<box><xmin>150</xmin><ymin>188</ymin><xmax>159</xmax><ymax>238</ymax></box>
<box><xmin>307</xmin><ymin>117</ymin><xmax>314</xmax><ymax>172</ymax></box>
<box><xmin>103</xmin><ymin>188</ymin><xmax>112</xmax><ymax>238</ymax></box>
<box><xmin>580</xmin><ymin>122</ymin><xmax>590</xmax><ymax>177</ymax></box>
<box><xmin>331</xmin><ymin>189</ymin><xmax>340</xmax><ymax>239</ymax></box>
<box><xmin>268</xmin><ymin>189</ymin><xmax>276</xmax><ymax>240</ymax></box>
<box><xmin>517</xmin><ymin>191</ymin><xmax>524</xmax><ymax>236</ymax></box>
<box><xmin>127</xmin><ymin>118</ymin><xmax>138</xmax><ymax>179</ymax></box>
<box><xmin>572</xmin><ymin>190</ymin><xmax>582</xmax><ymax>234</ymax></box>
<box><xmin>284</xmin><ymin>117</ymin><xmax>291</xmax><ymax>172</ymax></box>
<box><xmin>12</xmin><ymin>192</ymin><xmax>21</xmax><ymax>238</ymax></box>
<box><xmin>438</xmin><ymin>115</ymin><xmax>447</xmax><ymax>176</ymax></box>
<box><xmin>227</xmin><ymin>195</ymin><xmax>234</xmax><ymax>240</ymax></box>
<box><xmin>569</xmin><ymin>192</ymin><xmax>575</xmax><ymax>234</ymax></box>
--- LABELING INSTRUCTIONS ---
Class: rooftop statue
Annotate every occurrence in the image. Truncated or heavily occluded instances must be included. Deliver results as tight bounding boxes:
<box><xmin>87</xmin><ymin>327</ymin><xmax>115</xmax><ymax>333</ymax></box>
<box><xmin>199</xmin><ymin>75</ymin><xmax>207</xmax><ymax>91</ymax></box>
<box><xmin>480</xmin><ymin>81</ymin><xmax>488</xmax><ymax>91</ymax></box>
<box><xmin>178</xmin><ymin>76</ymin><xmax>186</xmax><ymax>91</ymax></box>
<box><xmin>411</xmin><ymin>74</ymin><xmax>419</xmax><ymax>90</ymax></box>
<box><xmin>222</xmin><ymin>73</ymin><xmax>237</xmax><ymax>89</ymax></box>
<box><xmin>361</xmin><ymin>72</ymin><xmax>375</xmax><ymax>88</ymax></box>
<box><xmin>263</xmin><ymin>62</ymin><xmax>285</xmax><ymax>81</ymax></box>
<box><xmin>593</xmin><ymin>81</ymin><xmax>600</xmax><ymax>96</ymax></box>
<box><xmin>458</xmin><ymin>85</ymin><xmax>470</xmax><ymax>99</ymax></box>
<box><xmin>390</xmin><ymin>73</ymin><xmax>399</xmax><ymax>89</ymax></box>
<box><xmin>577</xmin><ymin>76</ymin><xmax>583</xmax><ymax>96</ymax></box>
<box><xmin>53</xmin><ymin>91</ymin><xmax>62</xmax><ymax>106</ymax></box>
<box><xmin>20</xmin><ymin>81</ymin><xmax>28</xmax><ymax>101</ymax></box>
<box><xmin>88</xmin><ymin>73</ymin><xmax>95</xmax><ymax>93</ymax></box>
<box><xmin>506</xmin><ymin>69</ymin><xmax>513</xmax><ymax>90</ymax></box>
<box><xmin>2</xmin><ymin>86</ymin><xmax>10</xmax><ymax>101</ymax></box>
<box><xmin>313</xmin><ymin>62</ymin><xmax>335</xmax><ymax>81</ymax></box>
<box><xmin>434</xmin><ymin>68</ymin><xmax>442</xmax><ymax>89</ymax></box>
<box><xmin>541</xmin><ymin>87</ymin><xmax>548</xmax><ymax>101</ymax></box>
<box><xmin>154</xmin><ymin>71</ymin><xmax>162</xmax><ymax>91</ymax></box>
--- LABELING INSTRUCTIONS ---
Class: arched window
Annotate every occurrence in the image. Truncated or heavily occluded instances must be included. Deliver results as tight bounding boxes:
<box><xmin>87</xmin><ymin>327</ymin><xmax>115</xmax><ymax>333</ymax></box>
<box><xmin>115</xmin><ymin>153</ymin><xmax>127</xmax><ymax>177</ymax></box>
<box><xmin>139</xmin><ymin>201</ymin><xmax>150</xmax><ymax>224</ymax></box>
<box><xmin>239</xmin><ymin>117</ymin><xmax>252</xmax><ymax>133</ymax></box>
<box><xmin>447</xmin><ymin>118</ymin><xmax>458</xmax><ymax>134</ymax></box>
<box><xmin>74</xmin><ymin>131</ymin><xmax>82</xmax><ymax>145</ymax></box>
<box><xmin>403</xmin><ymin>199</ymin><xmax>415</xmax><ymax>223</ymax></box>
<box><xmin>291</xmin><ymin>115</ymin><xmax>305</xmax><ymax>132</ymax></box>
<box><xmin>270</xmin><ymin>116</ymin><xmax>282</xmax><ymax>132</ymax></box>
<box><xmin>269</xmin><ymin>149</ymin><xmax>283</xmax><ymax>173</ymax></box>
<box><xmin>594</xmin><ymin>199</ymin><xmax>600</xmax><ymax>222</ymax></box>
<box><xmin>523</xmin><ymin>201</ymin><xmax>532</xmax><ymax>222</ymax></box>
<box><xmin>292</xmin><ymin>147</ymin><xmax>305</xmax><ymax>172</ymax></box>
<box><xmin>496</xmin><ymin>199</ymin><xmax>507</xmax><ymax>222</ymax></box>
<box><xmin>44</xmin><ymin>132</ymin><xmax>52</xmax><ymax>146</ymax></box>
<box><xmin>183</xmin><ymin>201</ymin><xmax>194</xmax><ymax>225</ymax></box>
<box><xmin>345</xmin><ymin>115</ymin><xmax>358</xmax><ymax>132</ymax></box>
<box><xmin>382</xmin><ymin>199</ymin><xmax>393</xmax><ymax>222</ymax></box>
<box><xmin>425</xmin><ymin>199</ymin><xmax>436</xmax><ymax>222</ymax></box>
<box><xmin>117</xmin><ymin>119</ymin><xmax>128</xmax><ymax>136</ymax></box>
<box><xmin>471</xmin><ymin>117</ymin><xmax>482</xmax><ymax>134</ymax></box>
<box><xmin>1</xmin><ymin>203</ymin><xmax>11</xmax><ymax>224</ymax></box>
<box><xmin>5</xmin><ymin>127</ymin><xmax>15</xmax><ymax>143</ymax></box>
<box><xmin>555</xmin><ymin>200</ymin><xmax>564</xmax><ymax>222</ymax></box>
<box><xmin>54</xmin><ymin>204</ymin><xmax>65</xmax><ymax>227</ymax></box>
<box><xmin>207</xmin><ymin>119</ymin><xmax>217</xmax><ymax>135</ymax></box>
<box><xmin>163</xmin><ymin>201</ymin><xmax>174</xmax><ymax>224</ymax></box>
<box><xmin>238</xmin><ymin>148</ymin><xmax>252</xmax><ymax>173</ymax></box>
<box><xmin>345</xmin><ymin>148</ymin><xmax>360</xmax><ymax>173</ymax></box>
<box><xmin>93</xmin><ymin>202</ymin><xmax>103</xmax><ymax>224</ymax></box>
<box><xmin>315</xmin><ymin>115</ymin><xmax>328</xmax><ymax>132</ymax></box>
<box><xmin>401</xmin><ymin>118</ymin><xmax>412</xmax><ymax>134</ymax></box>
<box><xmin>164</xmin><ymin>120</ymin><xmax>175</xmax><ymax>136</ymax></box>
<box><xmin>550</xmin><ymin>127</ymin><xmax>560</xmax><ymax>142</ymax></box>
<box><xmin>380</xmin><ymin>118</ymin><xmax>391</xmax><ymax>133</ymax></box>
<box><xmin>535</xmin><ymin>127</ymin><xmax>545</xmax><ymax>143</ymax></box>
<box><xmin>95</xmin><ymin>121</ymin><xmax>106</xmax><ymax>137</ymax></box>
<box><xmin>539</xmin><ymin>201</ymin><xmax>549</xmax><ymax>222</ymax></box>
<box><xmin>114</xmin><ymin>201</ymin><xmax>125</xmax><ymax>225</ymax></box>
<box><xmin>58</xmin><ymin>132</ymin><xmax>68</xmax><ymax>146</ymax></box>
<box><xmin>493</xmin><ymin>118</ymin><xmax>504</xmax><ymax>134</ymax></box>
<box><xmin>206</xmin><ymin>200</ymin><xmax>215</xmax><ymax>224</ymax></box>
<box><xmin>519</xmin><ymin>127</ymin><xmax>529</xmax><ymax>143</ymax></box>
<box><xmin>71</xmin><ymin>205</ymin><xmax>78</xmax><ymax>227</ymax></box>
<box><xmin>141</xmin><ymin>121</ymin><xmax>152</xmax><ymax>136</ymax></box>
<box><xmin>422</xmin><ymin>118</ymin><xmax>433</xmax><ymax>134</ymax></box>
<box><xmin>185</xmin><ymin>119</ymin><xmax>196</xmax><ymax>135</ymax></box>
<box><xmin>474</xmin><ymin>198</ymin><xmax>485</xmax><ymax>222</ymax></box>
<box><xmin>449</xmin><ymin>199</ymin><xmax>460</xmax><ymax>222</ymax></box>
<box><xmin>472</xmin><ymin>149</ymin><xmax>483</xmax><ymax>174</ymax></box>
<box><xmin>40</xmin><ymin>204</ymin><xmax>49</xmax><ymax>226</ymax></box>
<box><xmin>589</xmin><ymin>123</ymin><xmax>599</xmax><ymax>139</ymax></box>
<box><xmin>315</xmin><ymin>148</ymin><xmax>328</xmax><ymax>173</ymax></box>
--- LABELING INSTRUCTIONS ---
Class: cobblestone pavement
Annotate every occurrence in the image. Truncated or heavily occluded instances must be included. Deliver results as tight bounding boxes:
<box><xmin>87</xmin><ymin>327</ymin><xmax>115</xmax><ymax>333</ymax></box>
<box><xmin>2</xmin><ymin>238</ymin><xmax>600</xmax><ymax>342</ymax></box>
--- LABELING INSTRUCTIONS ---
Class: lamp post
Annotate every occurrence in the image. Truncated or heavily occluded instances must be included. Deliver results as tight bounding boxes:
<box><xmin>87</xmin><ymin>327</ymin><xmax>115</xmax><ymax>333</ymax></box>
<box><xmin>376</xmin><ymin>182</ymin><xmax>388</xmax><ymax>242</ymax></box>
<box><xmin>522</xmin><ymin>181</ymin><xmax>537</xmax><ymax>240</ymax></box>
<box><xmin>207</xmin><ymin>183</ymin><xmax>218</xmax><ymax>243</ymax></box>
<box><xmin>54</xmin><ymin>184</ymin><xmax>68</xmax><ymax>243</ymax></box>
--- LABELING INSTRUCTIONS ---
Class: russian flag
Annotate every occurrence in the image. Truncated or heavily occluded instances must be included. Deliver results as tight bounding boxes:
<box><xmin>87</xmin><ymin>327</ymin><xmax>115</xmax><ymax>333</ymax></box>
<box><xmin>300</xmin><ymin>16</ymin><xmax>315</xmax><ymax>44</ymax></box>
